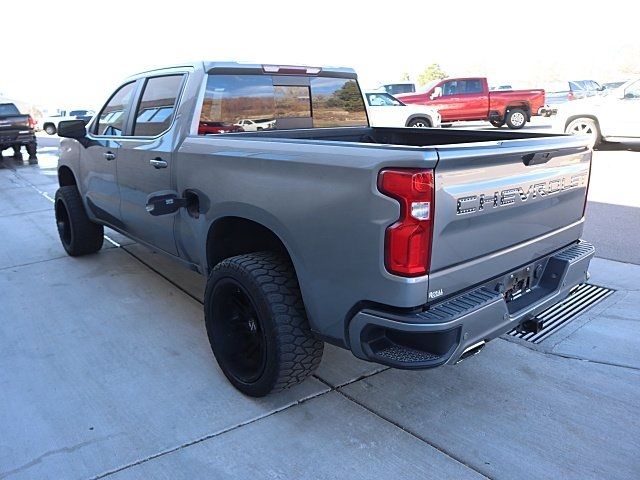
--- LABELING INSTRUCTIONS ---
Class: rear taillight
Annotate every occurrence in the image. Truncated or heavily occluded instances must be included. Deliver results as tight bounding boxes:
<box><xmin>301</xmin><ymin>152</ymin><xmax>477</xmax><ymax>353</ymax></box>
<box><xmin>568</xmin><ymin>91</ymin><xmax>575</xmax><ymax>101</ymax></box>
<box><xmin>28</xmin><ymin>115</ymin><xmax>36</xmax><ymax>129</ymax></box>
<box><xmin>378</xmin><ymin>169</ymin><xmax>434</xmax><ymax>277</ymax></box>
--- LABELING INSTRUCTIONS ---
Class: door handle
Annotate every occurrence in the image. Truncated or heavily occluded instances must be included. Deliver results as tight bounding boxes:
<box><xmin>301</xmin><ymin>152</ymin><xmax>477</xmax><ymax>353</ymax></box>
<box><xmin>103</xmin><ymin>151</ymin><xmax>116</xmax><ymax>161</ymax></box>
<box><xmin>149</xmin><ymin>158</ymin><xmax>168</xmax><ymax>169</ymax></box>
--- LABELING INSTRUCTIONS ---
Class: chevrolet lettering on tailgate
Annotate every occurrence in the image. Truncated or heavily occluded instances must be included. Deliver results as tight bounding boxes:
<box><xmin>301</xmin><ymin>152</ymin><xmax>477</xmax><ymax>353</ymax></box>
<box><xmin>456</xmin><ymin>173</ymin><xmax>588</xmax><ymax>215</ymax></box>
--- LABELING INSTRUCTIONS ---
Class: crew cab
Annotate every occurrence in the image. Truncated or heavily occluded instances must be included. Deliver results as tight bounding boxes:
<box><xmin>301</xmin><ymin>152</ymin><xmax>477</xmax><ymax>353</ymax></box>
<box><xmin>365</xmin><ymin>91</ymin><xmax>441</xmax><ymax>128</ymax></box>
<box><xmin>397</xmin><ymin>77</ymin><xmax>546</xmax><ymax>129</ymax></box>
<box><xmin>54</xmin><ymin>62</ymin><xmax>594</xmax><ymax>397</ymax></box>
<box><xmin>0</xmin><ymin>103</ymin><xmax>37</xmax><ymax>159</ymax></box>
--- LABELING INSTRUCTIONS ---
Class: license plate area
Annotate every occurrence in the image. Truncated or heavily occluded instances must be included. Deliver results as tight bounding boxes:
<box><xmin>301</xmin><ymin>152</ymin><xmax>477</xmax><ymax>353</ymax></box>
<box><xmin>502</xmin><ymin>266</ymin><xmax>534</xmax><ymax>303</ymax></box>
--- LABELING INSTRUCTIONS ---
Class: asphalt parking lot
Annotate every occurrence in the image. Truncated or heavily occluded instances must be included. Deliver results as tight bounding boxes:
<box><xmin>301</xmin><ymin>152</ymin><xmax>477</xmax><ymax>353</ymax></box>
<box><xmin>1</xmin><ymin>129</ymin><xmax>639</xmax><ymax>479</ymax></box>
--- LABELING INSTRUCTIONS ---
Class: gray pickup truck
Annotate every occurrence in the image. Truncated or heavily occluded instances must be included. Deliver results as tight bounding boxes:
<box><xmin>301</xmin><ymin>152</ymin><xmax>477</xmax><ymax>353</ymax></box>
<box><xmin>54</xmin><ymin>62</ymin><xmax>594</xmax><ymax>396</ymax></box>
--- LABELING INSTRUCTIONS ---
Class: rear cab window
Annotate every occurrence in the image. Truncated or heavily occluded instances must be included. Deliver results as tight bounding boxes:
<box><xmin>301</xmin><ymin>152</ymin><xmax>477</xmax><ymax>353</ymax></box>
<box><xmin>198</xmin><ymin>73</ymin><xmax>367</xmax><ymax>134</ymax></box>
<box><xmin>132</xmin><ymin>75</ymin><xmax>185</xmax><ymax>137</ymax></box>
<box><xmin>0</xmin><ymin>103</ymin><xmax>21</xmax><ymax>116</ymax></box>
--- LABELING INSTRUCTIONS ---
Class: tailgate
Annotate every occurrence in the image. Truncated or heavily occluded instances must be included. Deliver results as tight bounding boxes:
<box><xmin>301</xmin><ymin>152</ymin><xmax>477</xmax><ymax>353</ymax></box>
<box><xmin>429</xmin><ymin>135</ymin><xmax>591</xmax><ymax>296</ymax></box>
<box><xmin>0</xmin><ymin>115</ymin><xmax>30</xmax><ymax>141</ymax></box>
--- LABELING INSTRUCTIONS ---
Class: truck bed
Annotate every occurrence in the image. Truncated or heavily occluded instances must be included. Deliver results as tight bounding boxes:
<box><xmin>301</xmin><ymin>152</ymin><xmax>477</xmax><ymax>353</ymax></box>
<box><xmin>185</xmin><ymin>125</ymin><xmax>590</xmax><ymax>307</ymax></box>
<box><xmin>232</xmin><ymin>126</ymin><xmax>554</xmax><ymax>147</ymax></box>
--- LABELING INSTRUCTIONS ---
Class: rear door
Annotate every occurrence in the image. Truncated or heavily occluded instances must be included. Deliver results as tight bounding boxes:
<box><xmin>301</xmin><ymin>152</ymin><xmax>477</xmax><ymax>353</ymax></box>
<box><xmin>430</xmin><ymin>136</ymin><xmax>591</xmax><ymax>273</ymax></box>
<box><xmin>116</xmin><ymin>73</ymin><xmax>186</xmax><ymax>254</ymax></box>
<box><xmin>431</xmin><ymin>79</ymin><xmax>487</xmax><ymax>121</ymax></box>
<box><xmin>81</xmin><ymin>81</ymin><xmax>137</xmax><ymax>225</ymax></box>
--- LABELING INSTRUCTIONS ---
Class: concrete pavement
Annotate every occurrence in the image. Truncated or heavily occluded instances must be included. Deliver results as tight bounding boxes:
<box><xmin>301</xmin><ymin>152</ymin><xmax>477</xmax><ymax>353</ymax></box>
<box><xmin>1</xmin><ymin>139</ymin><xmax>639</xmax><ymax>479</ymax></box>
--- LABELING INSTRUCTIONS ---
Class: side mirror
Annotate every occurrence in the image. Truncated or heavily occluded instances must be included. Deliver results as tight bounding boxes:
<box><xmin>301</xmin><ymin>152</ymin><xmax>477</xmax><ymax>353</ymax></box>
<box><xmin>145</xmin><ymin>193</ymin><xmax>186</xmax><ymax>216</ymax></box>
<box><xmin>430</xmin><ymin>87</ymin><xmax>443</xmax><ymax>100</ymax></box>
<box><xmin>624</xmin><ymin>92</ymin><xmax>636</xmax><ymax>99</ymax></box>
<box><xmin>57</xmin><ymin>120</ymin><xmax>87</xmax><ymax>139</ymax></box>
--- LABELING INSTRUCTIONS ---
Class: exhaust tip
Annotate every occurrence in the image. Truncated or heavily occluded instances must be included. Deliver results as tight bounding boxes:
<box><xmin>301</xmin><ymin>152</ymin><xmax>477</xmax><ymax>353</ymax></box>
<box><xmin>457</xmin><ymin>340</ymin><xmax>485</xmax><ymax>363</ymax></box>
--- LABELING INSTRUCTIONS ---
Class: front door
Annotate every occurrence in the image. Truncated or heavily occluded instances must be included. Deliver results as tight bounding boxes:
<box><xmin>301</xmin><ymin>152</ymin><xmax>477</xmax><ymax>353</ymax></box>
<box><xmin>81</xmin><ymin>81</ymin><xmax>137</xmax><ymax>226</ymax></box>
<box><xmin>117</xmin><ymin>74</ymin><xmax>186</xmax><ymax>255</ymax></box>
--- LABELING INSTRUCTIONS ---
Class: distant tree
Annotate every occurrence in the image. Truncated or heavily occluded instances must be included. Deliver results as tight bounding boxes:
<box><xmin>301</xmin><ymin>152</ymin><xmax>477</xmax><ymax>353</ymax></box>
<box><xmin>401</xmin><ymin>71</ymin><xmax>410</xmax><ymax>81</ymax></box>
<box><xmin>417</xmin><ymin>64</ymin><xmax>448</xmax><ymax>86</ymax></box>
<box><xmin>327</xmin><ymin>80</ymin><xmax>363</xmax><ymax>112</ymax></box>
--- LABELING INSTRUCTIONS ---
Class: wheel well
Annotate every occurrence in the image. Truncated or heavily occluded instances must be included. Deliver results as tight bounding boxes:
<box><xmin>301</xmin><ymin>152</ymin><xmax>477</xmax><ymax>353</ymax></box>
<box><xmin>58</xmin><ymin>166</ymin><xmax>77</xmax><ymax>187</ymax></box>
<box><xmin>506</xmin><ymin>103</ymin><xmax>530</xmax><ymax>114</ymax></box>
<box><xmin>564</xmin><ymin>114</ymin><xmax>600</xmax><ymax>131</ymax></box>
<box><xmin>43</xmin><ymin>122</ymin><xmax>55</xmax><ymax>128</ymax></box>
<box><xmin>406</xmin><ymin>115</ymin><xmax>432</xmax><ymax>127</ymax></box>
<box><xmin>206</xmin><ymin>217</ymin><xmax>290</xmax><ymax>271</ymax></box>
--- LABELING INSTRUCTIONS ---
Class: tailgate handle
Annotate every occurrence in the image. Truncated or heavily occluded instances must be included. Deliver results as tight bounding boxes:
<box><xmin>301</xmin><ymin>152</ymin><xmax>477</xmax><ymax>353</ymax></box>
<box><xmin>522</xmin><ymin>151</ymin><xmax>557</xmax><ymax>166</ymax></box>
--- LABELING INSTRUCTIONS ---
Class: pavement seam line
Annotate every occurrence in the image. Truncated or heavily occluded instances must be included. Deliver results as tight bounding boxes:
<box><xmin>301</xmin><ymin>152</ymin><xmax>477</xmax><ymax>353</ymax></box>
<box><xmin>497</xmin><ymin>336</ymin><xmax>640</xmax><ymax>372</ymax></box>
<box><xmin>0</xmin><ymin>207</ymin><xmax>52</xmax><ymax>218</ymax></box>
<box><xmin>89</xmin><ymin>365</ymin><xmax>387</xmax><ymax>478</ymax></box>
<box><xmin>0</xmin><ymin>254</ymin><xmax>72</xmax><ymax>272</ymax></box>
<box><xmin>335</xmin><ymin>387</ymin><xmax>494</xmax><ymax>480</ymax></box>
<box><xmin>88</xmin><ymin>386</ymin><xmax>332</xmax><ymax>479</ymax></box>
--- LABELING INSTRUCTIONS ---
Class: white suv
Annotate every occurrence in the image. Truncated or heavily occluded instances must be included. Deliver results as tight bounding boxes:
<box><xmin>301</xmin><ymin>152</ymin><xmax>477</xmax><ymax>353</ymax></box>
<box><xmin>554</xmin><ymin>77</ymin><xmax>640</xmax><ymax>148</ymax></box>
<box><xmin>364</xmin><ymin>92</ymin><xmax>441</xmax><ymax>129</ymax></box>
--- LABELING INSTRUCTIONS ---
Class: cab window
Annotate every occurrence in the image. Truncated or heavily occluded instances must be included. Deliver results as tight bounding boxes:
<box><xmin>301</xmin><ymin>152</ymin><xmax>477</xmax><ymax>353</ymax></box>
<box><xmin>199</xmin><ymin>74</ymin><xmax>367</xmax><ymax>133</ymax></box>
<box><xmin>132</xmin><ymin>75</ymin><xmax>184</xmax><ymax>137</ymax></box>
<box><xmin>95</xmin><ymin>82</ymin><xmax>136</xmax><ymax>136</ymax></box>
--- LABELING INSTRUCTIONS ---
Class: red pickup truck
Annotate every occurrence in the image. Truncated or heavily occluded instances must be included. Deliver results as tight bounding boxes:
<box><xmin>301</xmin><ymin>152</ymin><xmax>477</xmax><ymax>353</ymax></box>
<box><xmin>396</xmin><ymin>77</ymin><xmax>546</xmax><ymax>129</ymax></box>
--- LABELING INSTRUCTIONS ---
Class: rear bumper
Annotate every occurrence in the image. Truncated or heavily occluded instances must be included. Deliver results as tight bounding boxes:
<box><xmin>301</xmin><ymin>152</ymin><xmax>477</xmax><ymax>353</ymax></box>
<box><xmin>348</xmin><ymin>241</ymin><xmax>594</xmax><ymax>369</ymax></box>
<box><xmin>0</xmin><ymin>131</ymin><xmax>36</xmax><ymax>148</ymax></box>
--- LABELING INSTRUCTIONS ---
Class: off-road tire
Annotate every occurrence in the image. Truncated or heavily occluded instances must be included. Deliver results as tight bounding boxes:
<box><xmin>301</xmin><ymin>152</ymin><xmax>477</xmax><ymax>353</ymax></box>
<box><xmin>505</xmin><ymin>108</ymin><xmax>527</xmax><ymax>129</ymax></box>
<box><xmin>55</xmin><ymin>186</ymin><xmax>104</xmax><ymax>256</ymax></box>
<box><xmin>205</xmin><ymin>251</ymin><xmax>323</xmax><ymax>397</ymax></box>
<box><xmin>44</xmin><ymin>123</ymin><xmax>57</xmax><ymax>135</ymax></box>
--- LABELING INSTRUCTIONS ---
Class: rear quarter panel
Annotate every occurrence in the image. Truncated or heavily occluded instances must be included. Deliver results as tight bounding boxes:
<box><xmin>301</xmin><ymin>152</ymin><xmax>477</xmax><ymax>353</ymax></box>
<box><xmin>489</xmin><ymin>89</ymin><xmax>546</xmax><ymax>114</ymax></box>
<box><xmin>175</xmin><ymin>135</ymin><xmax>438</xmax><ymax>344</ymax></box>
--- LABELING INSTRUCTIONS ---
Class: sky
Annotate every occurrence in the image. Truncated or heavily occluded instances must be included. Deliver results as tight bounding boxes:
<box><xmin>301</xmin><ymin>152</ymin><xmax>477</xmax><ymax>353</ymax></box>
<box><xmin>2</xmin><ymin>0</ymin><xmax>638</xmax><ymax>111</ymax></box>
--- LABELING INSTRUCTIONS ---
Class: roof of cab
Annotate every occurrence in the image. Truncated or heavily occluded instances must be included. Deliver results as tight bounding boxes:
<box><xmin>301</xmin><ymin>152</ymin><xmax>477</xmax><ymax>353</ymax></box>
<box><xmin>127</xmin><ymin>61</ymin><xmax>357</xmax><ymax>80</ymax></box>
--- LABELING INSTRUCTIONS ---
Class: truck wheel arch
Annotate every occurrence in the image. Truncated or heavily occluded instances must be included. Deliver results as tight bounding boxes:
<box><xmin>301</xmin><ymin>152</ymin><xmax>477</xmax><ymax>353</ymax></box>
<box><xmin>58</xmin><ymin>166</ymin><xmax>77</xmax><ymax>187</ymax></box>
<box><xmin>506</xmin><ymin>103</ymin><xmax>531</xmax><ymax>118</ymax></box>
<box><xmin>206</xmin><ymin>216</ymin><xmax>294</xmax><ymax>273</ymax></box>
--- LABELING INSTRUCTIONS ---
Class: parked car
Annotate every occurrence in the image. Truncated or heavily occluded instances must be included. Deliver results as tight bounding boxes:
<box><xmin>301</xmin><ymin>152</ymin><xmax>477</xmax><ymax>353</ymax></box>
<box><xmin>554</xmin><ymin>77</ymin><xmax>640</xmax><ymax>148</ymax></box>
<box><xmin>54</xmin><ymin>61</ymin><xmax>593</xmax><ymax>397</ymax></box>
<box><xmin>545</xmin><ymin>80</ymin><xmax>605</xmax><ymax>114</ymax></box>
<box><xmin>397</xmin><ymin>77</ymin><xmax>546</xmax><ymax>129</ymax></box>
<box><xmin>378</xmin><ymin>82</ymin><xmax>417</xmax><ymax>96</ymax></box>
<box><xmin>198</xmin><ymin>121</ymin><xmax>244</xmax><ymax>134</ymax></box>
<box><xmin>234</xmin><ymin>118</ymin><xmax>275</xmax><ymax>131</ymax></box>
<box><xmin>41</xmin><ymin>109</ymin><xmax>95</xmax><ymax>135</ymax></box>
<box><xmin>0</xmin><ymin>103</ymin><xmax>37</xmax><ymax>159</ymax></box>
<box><xmin>365</xmin><ymin>91</ymin><xmax>441</xmax><ymax>128</ymax></box>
